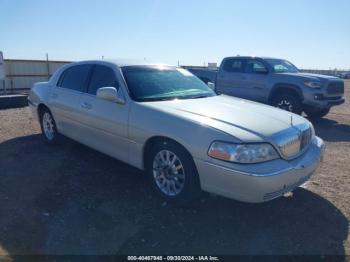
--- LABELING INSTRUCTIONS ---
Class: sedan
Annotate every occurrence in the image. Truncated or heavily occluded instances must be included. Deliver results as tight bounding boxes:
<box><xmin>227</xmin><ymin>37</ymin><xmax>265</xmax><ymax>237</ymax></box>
<box><xmin>28</xmin><ymin>60</ymin><xmax>325</xmax><ymax>204</ymax></box>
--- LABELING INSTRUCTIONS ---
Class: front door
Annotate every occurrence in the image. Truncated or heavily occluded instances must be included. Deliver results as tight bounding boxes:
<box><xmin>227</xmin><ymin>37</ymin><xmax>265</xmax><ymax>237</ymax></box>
<box><xmin>242</xmin><ymin>59</ymin><xmax>270</xmax><ymax>102</ymax></box>
<box><xmin>77</xmin><ymin>64</ymin><xmax>130</xmax><ymax>162</ymax></box>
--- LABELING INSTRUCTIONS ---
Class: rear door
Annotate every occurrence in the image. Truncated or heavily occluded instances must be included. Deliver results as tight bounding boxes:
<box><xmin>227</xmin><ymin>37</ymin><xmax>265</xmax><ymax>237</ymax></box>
<box><xmin>48</xmin><ymin>64</ymin><xmax>92</xmax><ymax>139</ymax></box>
<box><xmin>242</xmin><ymin>59</ymin><xmax>270</xmax><ymax>102</ymax></box>
<box><xmin>215</xmin><ymin>58</ymin><xmax>248</xmax><ymax>98</ymax></box>
<box><xmin>77</xmin><ymin>64</ymin><xmax>130</xmax><ymax>162</ymax></box>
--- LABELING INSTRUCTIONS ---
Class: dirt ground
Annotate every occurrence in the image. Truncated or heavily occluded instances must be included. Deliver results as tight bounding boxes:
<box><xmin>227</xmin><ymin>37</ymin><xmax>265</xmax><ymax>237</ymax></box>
<box><xmin>0</xmin><ymin>81</ymin><xmax>349</xmax><ymax>257</ymax></box>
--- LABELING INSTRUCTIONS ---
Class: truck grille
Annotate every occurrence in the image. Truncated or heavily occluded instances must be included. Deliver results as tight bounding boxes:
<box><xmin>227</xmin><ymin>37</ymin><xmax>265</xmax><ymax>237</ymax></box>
<box><xmin>278</xmin><ymin>127</ymin><xmax>312</xmax><ymax>158</ymax></box>
<box><xmin>327</xmin><ymin>81</ymin><xmax>344</xmax><ymax>95</ymax></box>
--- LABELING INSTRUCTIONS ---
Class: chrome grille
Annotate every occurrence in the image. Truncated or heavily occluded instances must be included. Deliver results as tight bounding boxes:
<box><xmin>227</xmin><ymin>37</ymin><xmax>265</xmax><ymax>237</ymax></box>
<box><xmin>279</xmin><ymin>134</ymin><xmax>301</xmax><ymax>158</ymax></box>
<box><xmin>300</xmin><ymin>128</ymin><xmax>312</xmax><ymax>150</ymax></box>
<box><xmin>274</xmin><ymin>124</ymin><xmax>313</xmax><ymax>159</ymax></box>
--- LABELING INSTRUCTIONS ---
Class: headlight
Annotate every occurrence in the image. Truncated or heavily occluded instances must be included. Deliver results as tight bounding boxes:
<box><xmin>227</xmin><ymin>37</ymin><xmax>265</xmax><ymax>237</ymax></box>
<box><xmin>304</xmin><ymin>81</ymin><xmax>322</xmax><ymax>88</ymax></box>
<box><xmin>208</xmin><ymin>142</ymin><xmax>279</xmax><ymax>164</ymax></box>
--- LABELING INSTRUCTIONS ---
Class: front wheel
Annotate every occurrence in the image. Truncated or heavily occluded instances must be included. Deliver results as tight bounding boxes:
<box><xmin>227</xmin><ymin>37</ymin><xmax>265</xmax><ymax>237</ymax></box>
<box><xmin>40</xmin><ymin>107</ymin><xmax>59</xmax><ymax>144</ymax></box>
<box><xmin>272</xmin><ymin>93</ymin><xmax>303</xmax><ymax>115</ymax></box>
<box><xmin>305</xmin><ymin>108</ymin><xmax>330</xmax><ymax>119</ymax></box>
<box><xmin>146</xmin><ymin>140</ymin><xmax>202</xmax><ymax>205</ymax></box>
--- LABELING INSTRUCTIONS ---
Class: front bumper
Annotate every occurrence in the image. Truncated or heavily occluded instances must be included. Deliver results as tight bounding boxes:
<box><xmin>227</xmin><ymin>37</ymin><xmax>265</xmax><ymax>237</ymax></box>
<box><xmin>303</xmin><ymin>94</ymin><xmax>345</xmax><ymax>109</ymax></box>
<box><xmin>194</xmin><ymin>136</ymin><xmax>325</xmax><ymax>203</ymax></box>
<box><xmin>312</xmin><ymin>94</ymin><xmax>345</xmax><ymax>107</ymax></box>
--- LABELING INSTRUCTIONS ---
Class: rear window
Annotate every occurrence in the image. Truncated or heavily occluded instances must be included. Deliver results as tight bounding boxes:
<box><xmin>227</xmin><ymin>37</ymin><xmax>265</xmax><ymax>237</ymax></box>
<box><xmin>222</xmin><ymin>59</ymin><xmax>246</xmax><ymax>73</ymax></box>
<box><xmin>58</xmin><ymin>64</ymin><xmax>92</xmax><ymax>92</ymax></box>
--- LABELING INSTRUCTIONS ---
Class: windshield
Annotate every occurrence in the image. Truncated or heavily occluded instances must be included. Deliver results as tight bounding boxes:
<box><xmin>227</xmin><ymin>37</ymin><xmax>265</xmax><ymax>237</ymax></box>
<box><xmin>121</xmin><ymin>66</ymin><xmax>216</xmax><ymax>102</ymax></box>
<box><xmin>265</xmin><ymin>59</ymin><xmax>299</xmax><ymax>73</ymax></box>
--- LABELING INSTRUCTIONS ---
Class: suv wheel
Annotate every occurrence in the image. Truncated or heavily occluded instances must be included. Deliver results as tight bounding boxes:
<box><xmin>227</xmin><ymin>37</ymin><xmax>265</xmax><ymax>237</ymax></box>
<box><xmin>272</xmin><ymin>93</ymin><xmax>302</xmax><ymax>115</ymax></box>
<box><xmin>305</xmin><ymin>108</ymin><xmax>330</xmax><ymax>119</ymax></box>
<box><xmin>40</xmin><ymin>107</ymin><xmax>59</xmax><ymax>143</ymax></box>
<box><xmin>146</xmin><ymin>140</ymin><xmax>202</xmax><ymax>205</ymax></box>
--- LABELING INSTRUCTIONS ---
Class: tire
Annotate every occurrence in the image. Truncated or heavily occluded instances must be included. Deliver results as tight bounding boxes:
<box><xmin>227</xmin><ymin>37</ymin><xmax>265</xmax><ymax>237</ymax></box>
<box><xmin>146</xmin><ymin>140</ymin><xmax>202</xmax><ymax>205</ymax></box>
<box><xmin>272</xmin><ymin>93</ymin><xmax>303</xmax><ymax>115</ymax></box>
<box><xmin>305</xmin><ymin>108</ymin><xmax>330</xmax><ymax>119</ymax></box>
<box><xmin>39</xmin><ymin>107</ymin><xmax>59</xmax><ymax>144</ymax></box>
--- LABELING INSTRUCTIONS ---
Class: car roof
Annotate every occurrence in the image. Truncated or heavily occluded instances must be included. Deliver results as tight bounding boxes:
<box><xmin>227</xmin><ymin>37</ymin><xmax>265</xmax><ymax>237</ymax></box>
<box><xmin>223</xmin><ymin>56</ymin><xmax>283</xmax><ymax>60</ymax></box>
<box><xmin>66</xmin><ymin>59</ymin><xmax>175</xmax><ymax>68</ymax></box>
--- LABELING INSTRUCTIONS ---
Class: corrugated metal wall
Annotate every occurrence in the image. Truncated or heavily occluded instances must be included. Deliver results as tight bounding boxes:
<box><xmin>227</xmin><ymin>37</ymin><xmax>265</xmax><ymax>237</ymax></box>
<box><xmin>0</xmin><ymin>59</ymin><xmax>71</xmax><ymax>94</ymax></box>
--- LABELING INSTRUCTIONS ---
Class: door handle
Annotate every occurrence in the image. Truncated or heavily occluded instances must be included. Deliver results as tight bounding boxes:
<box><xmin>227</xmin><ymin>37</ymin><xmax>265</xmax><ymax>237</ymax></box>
<box><xmin>241</xmin><ymin>76</ymin><xmax>247</xmax><ymax>80</ymax></box>
<box><xmin>50</xmin><ymin>93</ymin><xmax>58</xmax><ymax>99</ymax></box>
<box><xmin>253</xmin><ymin>86</ymin><xmax>263</xmax><ymax>90</ymax></box>
<box><xmin>81</xmin><ymin>102</ymin><xmax>92</xmax><ymax>110</ymax></box>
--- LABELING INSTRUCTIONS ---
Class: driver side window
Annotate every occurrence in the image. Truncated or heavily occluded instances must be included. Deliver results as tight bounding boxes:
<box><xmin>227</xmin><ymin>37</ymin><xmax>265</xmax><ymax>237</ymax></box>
<box><xmin>246</xmin><ymin>60</ymin><xmax>268</xmax><ymax>74</ymax></box>
<box><xmin>87</xmin><ymin>65</ymin><xmax>119</xmax><ymax>95</ymax></box>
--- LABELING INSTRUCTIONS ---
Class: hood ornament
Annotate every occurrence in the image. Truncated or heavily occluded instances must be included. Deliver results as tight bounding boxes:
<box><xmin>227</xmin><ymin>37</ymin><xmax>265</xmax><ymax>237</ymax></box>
<box><xmin>290</xmin><ymin>115</ymin><xmax>293</xmax><ymax>126</ymax></box>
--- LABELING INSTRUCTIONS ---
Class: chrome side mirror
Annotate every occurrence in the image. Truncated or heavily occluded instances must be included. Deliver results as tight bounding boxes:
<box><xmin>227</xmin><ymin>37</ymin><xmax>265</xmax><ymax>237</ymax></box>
<box><xmin>96</xmin><ymin>87</ymin><xmax>125</xmax><ymax>104</ymax></box>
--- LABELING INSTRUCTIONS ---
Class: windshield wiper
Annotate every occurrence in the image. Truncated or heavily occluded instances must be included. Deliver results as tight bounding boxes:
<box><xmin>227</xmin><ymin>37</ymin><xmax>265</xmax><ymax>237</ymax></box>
<box><xmin>180</xmin><ymin>94</ymin><xmax>211</xmax><ymax>100</ymax></box>
<box><xmin>140</xmin><ymin>96</ymin><xmax>180</xmax><ymax>102</ymax></box>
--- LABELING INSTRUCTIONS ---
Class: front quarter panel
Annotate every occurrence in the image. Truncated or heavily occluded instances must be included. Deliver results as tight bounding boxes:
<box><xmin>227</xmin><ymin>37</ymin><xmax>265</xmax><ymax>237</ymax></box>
<box><xmin>128</xmin><ymin>102</ymin><xmax>239</xmax><ymax>169</ymax></box>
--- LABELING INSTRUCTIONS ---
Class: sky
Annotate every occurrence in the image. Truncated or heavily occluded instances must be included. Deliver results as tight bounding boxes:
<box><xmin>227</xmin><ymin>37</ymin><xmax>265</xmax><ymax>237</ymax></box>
<box><xmin>0</xmin><ymin>0</ymin><xmax>349</xmax><ymax>69</ymax></box>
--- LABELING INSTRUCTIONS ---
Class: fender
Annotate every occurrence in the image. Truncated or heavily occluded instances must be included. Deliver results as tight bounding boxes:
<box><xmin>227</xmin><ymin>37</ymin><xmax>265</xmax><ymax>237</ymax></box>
<box><xmin>268</xmin><ymin>83</ymin><xmax>304</xmax><ymax>103</ymax></box>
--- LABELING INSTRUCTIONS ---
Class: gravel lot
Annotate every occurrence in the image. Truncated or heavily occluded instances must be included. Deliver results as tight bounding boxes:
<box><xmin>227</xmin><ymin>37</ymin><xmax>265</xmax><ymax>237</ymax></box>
<box><xmin>0</xmin><ymin>81</ymin><xmax>349</xmax><ymax>256</ymax></box>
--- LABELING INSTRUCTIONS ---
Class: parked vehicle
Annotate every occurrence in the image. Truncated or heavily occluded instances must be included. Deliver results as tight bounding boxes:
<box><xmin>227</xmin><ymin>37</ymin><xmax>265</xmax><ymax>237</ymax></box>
<box><xmin>28</xmin><ymin>60</ymin><xmax>325</xmax><ymax>204</ymax></box>
<box><xmin>337</xmin><ymin>71</ymin><xmax>350</xmax><ymax>79</ymax></box>
<box><xmin>188</xmin><ymin>56</ymin><xmax>345</xmax><ymax>119</ymax></box>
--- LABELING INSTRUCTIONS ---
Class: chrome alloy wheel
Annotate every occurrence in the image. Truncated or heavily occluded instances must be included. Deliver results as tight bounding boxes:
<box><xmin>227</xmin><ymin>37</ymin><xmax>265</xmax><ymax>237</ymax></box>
<box><xmin>152</xmin><ymin>150</ymin><xmax>186</xmax><ymax>196</ymax></box>
<box><xmin>42</xmin><ymin>112</ymin><xmax>55</xmax><ymax>140</ymax></box>
<box><xmin>277</xmin><ymin>99</ymin><xmax>293</xmax><ymax>112</ymax></box>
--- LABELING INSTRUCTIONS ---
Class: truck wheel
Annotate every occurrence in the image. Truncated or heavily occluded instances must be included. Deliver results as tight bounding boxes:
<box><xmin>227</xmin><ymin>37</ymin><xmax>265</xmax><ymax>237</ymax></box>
<box><xmin>146</xmin><ymin>140</ymin><xmax>202</xmax><ymax>206</ymax></box>
<box><xmin>305</xmin><ymin>108</ymin><xmax>330</xmax><ymax>119</ymax></box>
<box><xmin>272</xmin><ymin>93</ymin><xmax>302</xmax><ymax>115</ymax></box>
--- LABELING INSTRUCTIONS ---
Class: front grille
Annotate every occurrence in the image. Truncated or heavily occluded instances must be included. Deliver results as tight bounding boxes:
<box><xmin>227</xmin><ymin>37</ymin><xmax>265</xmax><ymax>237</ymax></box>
<box><xmin>278</xmin><ymin>127</ymin><xmax>312</xmax><ymax>158</ymax></box>
<box><xmin>279</xmin><ymin>134</ymin><xmax>301</xmax><ymax>158</ymax></box>
<box><xmin>327</xmin><ymin>81</ymin><xmax>344</xmax><ymax>95</ymax></box>
<box><xmin>300</xmin><ymin>128</ymin><xmax>312</xmax><ymax>149</ymax></box>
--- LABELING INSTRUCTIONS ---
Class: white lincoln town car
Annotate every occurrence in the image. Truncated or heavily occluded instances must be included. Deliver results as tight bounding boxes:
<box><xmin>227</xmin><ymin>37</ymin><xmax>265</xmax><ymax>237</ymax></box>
<box><xmin>28</xmin><ymin>60</ymin><xmax>325</xmax><ymax>204</ymax></box>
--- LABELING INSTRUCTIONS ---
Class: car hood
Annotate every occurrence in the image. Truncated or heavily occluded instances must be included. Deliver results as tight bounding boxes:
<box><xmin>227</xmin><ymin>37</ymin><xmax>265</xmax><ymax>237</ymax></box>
<box><xmin>279</xmin><ymin>72</ymin><xmax>339</xmax><ymax>81</ymax></box>
<box><xmin>143</xmin><ymin>95</ymin><xmax>309</xmax><ymax>142</ymax></box>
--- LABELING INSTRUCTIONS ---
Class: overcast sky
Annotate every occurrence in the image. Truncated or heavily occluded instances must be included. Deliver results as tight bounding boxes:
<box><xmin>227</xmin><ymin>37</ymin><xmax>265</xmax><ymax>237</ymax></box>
<box><xmin>1</xmin><ymin>0</ymin><xmax>349</xmax><ymax>69</ymax></box>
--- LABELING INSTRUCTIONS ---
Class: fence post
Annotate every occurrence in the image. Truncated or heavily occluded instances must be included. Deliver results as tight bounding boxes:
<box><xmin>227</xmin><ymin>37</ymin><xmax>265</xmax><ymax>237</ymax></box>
<box><xmin>2</xmin><ymin>79</ymin><xmax>5</xmax><ymax>95</ymax></box>
<box><xmin>46</xmin><ymin>53</ymin><xmax>50</xmax><ymax>80</ymax></box>
<box><xmin>8</xmin><ymin>61</ymin><xmax>12</xmax><ymax>94</ymax></box>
